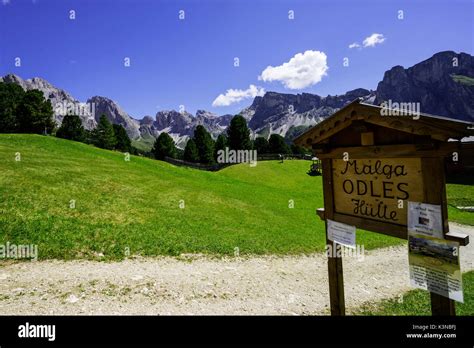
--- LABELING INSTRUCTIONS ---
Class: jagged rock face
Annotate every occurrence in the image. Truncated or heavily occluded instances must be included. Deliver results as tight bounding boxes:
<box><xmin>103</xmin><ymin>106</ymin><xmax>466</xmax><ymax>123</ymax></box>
<box><xmin>139</xmin><ymin>109</ymin><xmax>234</xmax><ymax>146</ymax></box>
<box><xmin>88</xmin><ymin>96</ymin><xmax>141</xmax><ymax>139</ymax></box>
<box><xmin>375</xmin><ymin>51</ymin><xmax>474</xmax><ymax>122</ymax></box>
<box><xmin>248</xmin><ymin>89</ymin><xmax>374</xmax><ymax>136</ymax></box>
<box><xmin>0</xmin><ymin>74</ymin><xmax>97</xmax><ymax>130</ymax></box>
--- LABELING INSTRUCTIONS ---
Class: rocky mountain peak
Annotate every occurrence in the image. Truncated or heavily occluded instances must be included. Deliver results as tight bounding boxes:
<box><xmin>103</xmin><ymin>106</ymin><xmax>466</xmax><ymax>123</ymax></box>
<box><xmin>375</xmin><ymin>51</ymin><xmax>474</xmax><ymax>121</ymax></box>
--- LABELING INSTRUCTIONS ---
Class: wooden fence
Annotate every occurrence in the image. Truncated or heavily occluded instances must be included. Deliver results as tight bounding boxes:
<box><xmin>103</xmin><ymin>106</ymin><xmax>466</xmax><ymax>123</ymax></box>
<box><xmin>164</xmin><ymin>153</ymin><xmax>312</xmax><ymax>171</ymax></box>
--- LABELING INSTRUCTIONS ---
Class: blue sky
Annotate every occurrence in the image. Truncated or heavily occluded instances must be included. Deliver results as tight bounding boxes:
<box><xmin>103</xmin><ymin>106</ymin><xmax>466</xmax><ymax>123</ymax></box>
<box><xmin>0</xmin><ymin>0</ymin><xmax>472</xmax><ymax>118</ymax></box>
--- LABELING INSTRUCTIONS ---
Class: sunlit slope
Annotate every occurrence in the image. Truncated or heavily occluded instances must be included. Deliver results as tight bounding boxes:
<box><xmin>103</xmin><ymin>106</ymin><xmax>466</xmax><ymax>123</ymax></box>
<box><xmin>0</xmin><ymin>134</ymin><xmax>404</xmax><ymax>259</ymax></box>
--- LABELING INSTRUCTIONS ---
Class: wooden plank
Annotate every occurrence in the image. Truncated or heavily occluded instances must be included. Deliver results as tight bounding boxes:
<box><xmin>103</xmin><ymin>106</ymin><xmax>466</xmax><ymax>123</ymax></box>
<box><xmin>421</xmin><ymin>157</ymin><xmax>457</xmax><ymax>316</ymax></box>
<box><xmin>316</xmin><ymin>208</ymin><xmax>325</xmax><ymax>221</ymax></box>
<box><xmin>326</xmin><ymin>213</ymin><xmax>469</xmax><ymax>244</ymax></box>
<box><xmin>430</xmin><ymin>292</ymin><xmax>456</xmax><ymax>316</ymax></box>
<box><xmin>317</xmin><ymin>143</ymin><xmax>460</xmax><ymax>159</ymax></box>
<box><xmin>333</xmin><ymin>213</ymin><xmax>407</xmax><ymax>240</ymax></box>
<box><xmin>361</xmin><ymin>132</ymin><xmax>374</xmax><ymax>146</ymax></box>
<box><xmin>445</xmin><ymin>231</ymin><xmax>469</xmax><ymax>246</ymax></box>
<box><xmin>322</xmin><ymin>158</ymin><xmax>345</xmax><ymax>316</ymax></box>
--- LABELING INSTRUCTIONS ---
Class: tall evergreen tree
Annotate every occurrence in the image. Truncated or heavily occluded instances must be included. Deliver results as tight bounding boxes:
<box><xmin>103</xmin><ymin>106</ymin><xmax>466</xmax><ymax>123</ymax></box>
<box><xmin>183</xmin><ymin>138</ymin><xmax>199</xmax><ymax>162</ymax></box>
<box><xmin>152</xmin><ymin>132</ymin><xmax>177</xmax><ymax>160</ymax></box>
<box><xmin>291</xmin><ymin>143</ymin><xmax>309</xmax><ymax>155</ymax></box>
<box><xmin>253</xmin><ymin>137</ymin><xmax>269</xmax><ymax>154</ymax></box>
<box><xmin>16</xmin><ymin>89</ymin><xmax>55</xmax><ymax>134</ymax></box>
<box><xmin>193</xmin><ymin>125</ymin><xmax>215</xmax><ymax>164</ymax></box>
<box><xmin>0</xmin><ymin>82</ymin><xmax>25</xmax><ymax>133</ymax></box>
<box><xmin>113</xmin><ymin>124</ymin><xmax>132</xmax><ymax>152</ymax></box>
<box><xmin>268</xmin><ymin>134</ymin><xmax>291</xmax><ymax>154</ymax></box>
<box><xmin>56</xmin><ymin>115</ymin><xmax>85</xmax><ymax>141</ymax></box>
<box><xmin>227</xmin><ymin>115</ymin><xmax>251</xmax><ymax>150</ymax></box>
<box><xmin>214</xmin><ymin>134</ymin><xmax>228</xmax><ymax>160</ymax></box>
<box><xmin>92</xmin><ymin>114</ymin><xmax>117</xmax><ymax>150</ymax></box>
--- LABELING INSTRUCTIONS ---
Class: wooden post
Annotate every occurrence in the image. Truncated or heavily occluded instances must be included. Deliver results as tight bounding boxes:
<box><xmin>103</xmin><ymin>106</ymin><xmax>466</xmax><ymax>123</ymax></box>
<box><xmin>322</xmin><ymin>158</ymin><xmax>345</xmax><ymax>315</ymax></box>
<box><xmin>422</xmin><ymin>157</ymin><xmax>456</xmax><ymax>316</ymax></box>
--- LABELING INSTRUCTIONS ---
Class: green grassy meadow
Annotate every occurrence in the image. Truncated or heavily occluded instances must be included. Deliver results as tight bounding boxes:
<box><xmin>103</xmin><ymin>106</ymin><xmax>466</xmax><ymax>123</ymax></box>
<box><xmin>356</xmin><ymin>271</ymin><xmax>474</xmax><ymax>315</ymax></box>
<box><xmin>0</xmin><ymin>134</ymin><xmax>472</xmax><ymax>260</ymax></box>
<box><xmin>446</xmin><ymin>176</ymin><xmax>474</xmax><ymax>225</ymax></box>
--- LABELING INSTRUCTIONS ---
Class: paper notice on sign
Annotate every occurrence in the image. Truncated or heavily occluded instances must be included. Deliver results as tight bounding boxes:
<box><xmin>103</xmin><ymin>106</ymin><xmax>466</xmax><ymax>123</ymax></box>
<box><xmin>327</xmin><ymin>219</ymin><xmax>356</xmax><ymax>248</ymax></box>
<box><xmin>408</xmin><ymin>234</ymin><xmax>463</xmax><ymax>302</ymax></box>
<box><xmin>408</xmin><ymin>202</ymin><xmax>443</xmax><ymax>239</ymax></box>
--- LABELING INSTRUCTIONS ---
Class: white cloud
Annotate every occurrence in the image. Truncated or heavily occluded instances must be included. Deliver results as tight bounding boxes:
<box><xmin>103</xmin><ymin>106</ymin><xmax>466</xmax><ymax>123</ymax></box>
<box><xmin>258</xmin><ymin>50</ymin><xmax>328</xmax><ymax>90</ymax></box>
<box><xmin>362</xmin><ymin>33</ymin><xmax>386</xmax><ymax>47</ymax></box>
<box><xmin>349</xmin><ymin>42</ymin><xmax>361</xmax><ymax>49</ymax></box>
<box><xmin>212</xmin><ymin>84</ymin><xmax>265</xmax><ymax>107</ymax></box>
<box><xmin>2</xmin><ymin>0</ymin><xmax>11</xmax><ymax>5</ymax></box>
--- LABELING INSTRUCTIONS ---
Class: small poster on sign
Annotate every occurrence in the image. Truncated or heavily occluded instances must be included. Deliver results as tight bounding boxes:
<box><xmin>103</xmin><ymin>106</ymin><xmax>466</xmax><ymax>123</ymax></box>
<box><xmin>408</xmin><ymin>234</ymin><xmax>463</xmax><ymax>302</ymax></box>
<box><xmin>327</xmin><ymin>219</ymin><xmax>356</xmax><ymax>248</ymax></box>
<box><xmin>408</xmin><ymin>202</ymin><xmax>443</xmax><ymax>239</ymax></box>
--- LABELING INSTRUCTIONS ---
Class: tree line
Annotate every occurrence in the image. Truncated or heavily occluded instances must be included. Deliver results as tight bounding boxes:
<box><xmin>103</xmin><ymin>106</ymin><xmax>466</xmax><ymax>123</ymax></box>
<box><xmin>153</xmin><ymin>115</ymin><xmax>309</xmax><ymax>165</ymax></box>
<box><xmin>0</xmin><ymin>81</ymin><xmax>134</xmax><ymax>153</ymax></box>
<box><xmin>0</xmin><ymin>81</ymin><xmax>309</xmax><ymax>164</ymax></box>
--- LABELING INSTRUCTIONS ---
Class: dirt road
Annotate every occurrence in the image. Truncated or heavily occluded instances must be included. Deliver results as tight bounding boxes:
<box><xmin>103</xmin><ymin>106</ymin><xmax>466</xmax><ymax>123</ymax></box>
<box><xmin>0</xmin><ymin>223</ymin><xmax>472</xmax><ymax>315</ymax></box>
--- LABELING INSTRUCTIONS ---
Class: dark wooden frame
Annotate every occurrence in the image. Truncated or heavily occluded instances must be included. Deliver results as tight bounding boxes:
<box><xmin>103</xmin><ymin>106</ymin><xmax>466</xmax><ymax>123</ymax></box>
<box><xmin>316</xmin><ymin>145</ymin><xmax>469</xmax><ymax>316</ymax></box>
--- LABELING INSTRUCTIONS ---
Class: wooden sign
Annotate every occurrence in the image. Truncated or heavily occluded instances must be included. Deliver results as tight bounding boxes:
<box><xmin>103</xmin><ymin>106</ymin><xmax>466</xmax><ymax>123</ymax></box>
<box><xmin>332</xmin><ymin>158</ymin><xmax>424</xmax><ymax>225</ymax></box>
<box><xmin>294</xmin><ymin>100</ymin><xmax>472</xmax><ymax>317</ymax></box>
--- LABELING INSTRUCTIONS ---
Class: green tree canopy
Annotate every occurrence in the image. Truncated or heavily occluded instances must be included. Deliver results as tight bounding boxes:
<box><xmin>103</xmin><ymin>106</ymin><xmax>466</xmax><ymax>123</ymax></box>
<box><xmin>253</xmin><ymin>137</ymin><xmax>269</xmax><ymax>154</ymax></box>
<box><xmin>16</xmin><ymin>89</ymin><xmax>55</xmax><ymax>134</ymax></box>
<box><xmin>227</xmin><ymin>115</ymin><xmax>251</xmax><ymax>151</ymax></box>
<box><xmin>214</xmin><ymin>133</ymin><xmax>228</xmax><ymax>160</ymax></box>
<box><xmin>291</xmin><ymin>143</ymin><xmax>309</xmax><ymax>155</ymax></box>
<box><xmin>56</xmin><ymin>115</ymin><xmax>85</xmax><ymax>141</ymax></box>
<box><xmin>152</xmin><ymin>132</ymin><xmax>177</xmax><ymax>160</ymax></box>
<box><xmin>268</xmin><ymin>134</ymin><xmax>291</xmax><ymax>154</ymax></box>
<box><xmin>183</xmin><ymin>138</ymin><xmax>199</xmax><ymax>162</ymax></box>
<box><xmin>113</xmin><ymin>124</ymin><xmax>132</xmax><ymax>152</ymax></box>
<box><xmin>0</xmin><ymin>82</ymin><xmax>25</xmax><ymax>133</ymax></box>
<box><xmin>92</xmin><ymin>114</ymin><xmax>117</xmax><ymax>150</ymax></box>
<box><xmin>193</xmin><ymin>125</ymin><xmax>215</xmax><ymax>164</ymax></box>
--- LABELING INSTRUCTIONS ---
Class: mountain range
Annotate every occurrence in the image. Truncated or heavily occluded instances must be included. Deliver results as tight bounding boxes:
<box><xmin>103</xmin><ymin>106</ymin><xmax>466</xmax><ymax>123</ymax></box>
<box><xmin>1</xmin><ymin>51</ymin><xmax>473</xmax><ymax>149</ymax></box>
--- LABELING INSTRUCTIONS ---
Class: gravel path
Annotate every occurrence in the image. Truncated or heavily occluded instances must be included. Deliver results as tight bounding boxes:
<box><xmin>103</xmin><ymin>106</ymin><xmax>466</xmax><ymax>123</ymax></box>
<box><xmin>0</xmin><ymin>223</ymin><xmax>472</xmax><ymax>315</ymax></box>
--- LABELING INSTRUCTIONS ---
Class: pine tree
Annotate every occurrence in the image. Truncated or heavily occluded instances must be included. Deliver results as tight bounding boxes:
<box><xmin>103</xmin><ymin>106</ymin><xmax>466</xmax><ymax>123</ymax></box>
<box><xmin>227</xmin><ymin>115</ymin><xmax>251</xmax><ymax>151</ymax></box>
<box><xmin>193</xmin><ymin>125</ymin><xmax>215</xmax><ymax>164</ymax></box>
<box><xmin>0</xmin><ymin>82</ymin><xmax>24</xmax><ymax>133</ymax></box>
<box><xmin>113</xmin><ymin>124</ymin><xmax>132</xmax><ymax>152</ymax></box>
<box><xmin>152</xmin><ymin>132</ymin><xmax>177</xmax><ymax>160</ymax></box>
<box><xmin>268</xmin><ymin>134</ymin><xmax>290</xmax><ymax>154</ymax></box>
<box><xmin>16</xmin><ymin>89</ymin><xmax>55</xmax><ymax>134</ymax></box>
<box><xmin>214</xmin><ymin>134</ymin><xmax>228</xmax><ymax>160</ymax></box>
<box><xmin>92</xmin><ymin>114</ymin><xmax>117</xmax><ymax>150</ymax></box>
<box><xmin>183</xmin><ymin>138</ymin><xmax>199</xmax><ymax>162</ymax></box>
<box><xmin>56</xmin><ymin>115</ymin><xmax>85</xmax><ymax>141</ymax></box>
<box><xmin>253</xmin><ymin>137</ymin><xmax>269</xmax><ymax>154</ymax></box>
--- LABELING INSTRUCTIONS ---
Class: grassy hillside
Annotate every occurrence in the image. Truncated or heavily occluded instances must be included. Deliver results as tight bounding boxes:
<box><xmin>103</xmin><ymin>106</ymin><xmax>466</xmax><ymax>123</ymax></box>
<box><xmin>0</xmin><ymin>134</ymin><xmax>470</xmax><ymax>260</ymax></box>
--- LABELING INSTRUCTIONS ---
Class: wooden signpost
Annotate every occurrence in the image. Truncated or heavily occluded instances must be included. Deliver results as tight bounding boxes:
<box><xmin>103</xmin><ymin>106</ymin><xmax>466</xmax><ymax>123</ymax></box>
<box><xmin>294</xmin><ymin>99</ymin><xmax>473</xmax><ymax>316</ymax></box>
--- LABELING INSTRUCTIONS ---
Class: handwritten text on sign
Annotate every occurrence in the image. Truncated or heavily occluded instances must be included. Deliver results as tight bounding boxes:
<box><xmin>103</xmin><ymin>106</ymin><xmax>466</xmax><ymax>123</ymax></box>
<box><xmin>332</xmin><ymin>158</ymin><xmax>424</xmax><ymax>225</ymax></box>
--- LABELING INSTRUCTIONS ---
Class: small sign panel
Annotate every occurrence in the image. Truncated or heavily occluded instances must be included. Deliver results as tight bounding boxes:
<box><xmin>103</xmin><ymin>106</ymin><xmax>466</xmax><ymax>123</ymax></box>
<box><xmin>408</xmin><ymin>234</ymin><xmax>463</xmax><ymax>302</ymax></box>
<box><xmin>327</xmin><ymin>219</ymin><xmax>356</xmax><ymax>248</ymax></box>
<box><xmin>408</xmin><ymin>201</ymin><xmax>444</xmax><ymax>239</ymax></box>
